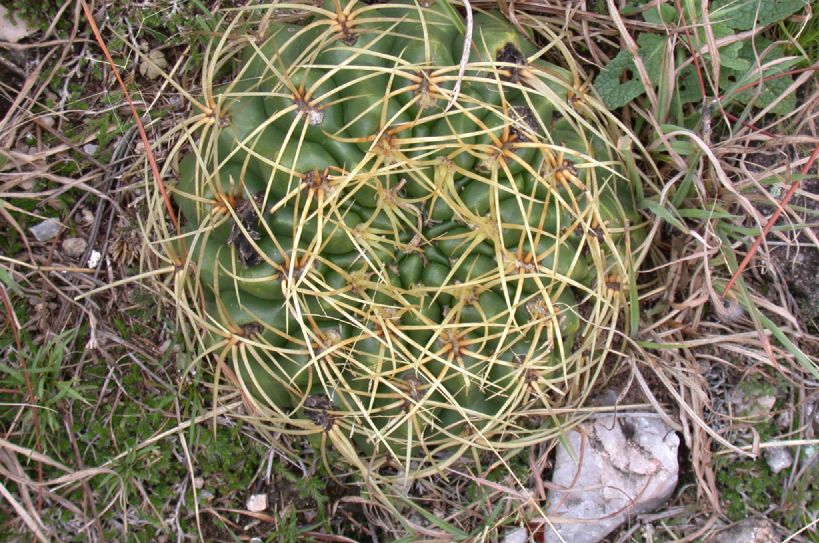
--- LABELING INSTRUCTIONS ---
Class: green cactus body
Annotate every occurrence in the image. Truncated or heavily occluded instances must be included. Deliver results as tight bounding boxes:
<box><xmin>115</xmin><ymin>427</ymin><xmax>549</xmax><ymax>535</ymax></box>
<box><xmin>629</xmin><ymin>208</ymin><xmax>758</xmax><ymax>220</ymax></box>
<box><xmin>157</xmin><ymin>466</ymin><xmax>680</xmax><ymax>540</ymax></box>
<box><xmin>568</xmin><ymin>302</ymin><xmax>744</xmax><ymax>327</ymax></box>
<box><xmin>168</xmin><ymin>0</ymin><xmax>645</xmax><ymax>475</ymax></box>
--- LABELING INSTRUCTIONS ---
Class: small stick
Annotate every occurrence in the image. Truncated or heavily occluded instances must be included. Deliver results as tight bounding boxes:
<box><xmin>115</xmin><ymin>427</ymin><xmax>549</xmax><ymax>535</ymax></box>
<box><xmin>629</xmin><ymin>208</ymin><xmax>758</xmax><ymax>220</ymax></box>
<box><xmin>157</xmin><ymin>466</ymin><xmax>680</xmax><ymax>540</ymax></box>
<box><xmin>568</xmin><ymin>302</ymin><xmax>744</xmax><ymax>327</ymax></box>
<box><xmin>723</xmin><ymin>143</ymin><xmax>819</xmax><ymax>297</ymax></box>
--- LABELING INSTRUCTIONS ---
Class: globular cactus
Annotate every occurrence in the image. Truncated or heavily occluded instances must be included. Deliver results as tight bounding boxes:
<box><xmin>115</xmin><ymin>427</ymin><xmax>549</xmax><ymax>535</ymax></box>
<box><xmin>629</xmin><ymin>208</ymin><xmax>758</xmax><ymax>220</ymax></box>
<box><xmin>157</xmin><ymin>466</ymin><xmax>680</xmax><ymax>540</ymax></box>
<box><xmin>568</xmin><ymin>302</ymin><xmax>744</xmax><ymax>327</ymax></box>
<box><xmin>160</xmin><ymin>0</ymin><xmax>646</xmax><ymax>478</ymax></box>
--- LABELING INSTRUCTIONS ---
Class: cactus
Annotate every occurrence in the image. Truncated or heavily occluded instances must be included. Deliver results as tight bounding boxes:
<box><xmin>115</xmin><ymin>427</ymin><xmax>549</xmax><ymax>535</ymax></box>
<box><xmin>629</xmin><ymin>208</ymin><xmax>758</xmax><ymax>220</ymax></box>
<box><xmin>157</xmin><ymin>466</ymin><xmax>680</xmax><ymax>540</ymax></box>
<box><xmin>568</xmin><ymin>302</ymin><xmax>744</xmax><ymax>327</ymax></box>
<box><xmin>160</xmin><ymin>0</ymin><xmax>646</xmax><ymax>478</ymax></box>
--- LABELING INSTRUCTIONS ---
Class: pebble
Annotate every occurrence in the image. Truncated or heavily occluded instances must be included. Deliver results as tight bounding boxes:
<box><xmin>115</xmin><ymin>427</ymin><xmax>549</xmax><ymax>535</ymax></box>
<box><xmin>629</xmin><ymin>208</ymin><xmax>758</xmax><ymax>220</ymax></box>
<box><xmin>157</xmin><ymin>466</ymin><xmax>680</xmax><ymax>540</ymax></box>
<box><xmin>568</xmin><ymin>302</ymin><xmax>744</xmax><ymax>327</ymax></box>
<box><xmin>61</xmin><ymin>237</ymin><xmax>87</xmax><ymax>258</ymax></box>
<box><xmin>246</xmin><ymin>493</ymin><xmax>267</xmax><ymax>513</ymax></box>
<box><xmin>764</xmin><ymin>447</ymin><xmax>793</xmax><ymax>474</ymax></box>
<box><xmin>75</xmin><ymin>207</ymin><xmax>95</xmax><ymax>226</ymax></box>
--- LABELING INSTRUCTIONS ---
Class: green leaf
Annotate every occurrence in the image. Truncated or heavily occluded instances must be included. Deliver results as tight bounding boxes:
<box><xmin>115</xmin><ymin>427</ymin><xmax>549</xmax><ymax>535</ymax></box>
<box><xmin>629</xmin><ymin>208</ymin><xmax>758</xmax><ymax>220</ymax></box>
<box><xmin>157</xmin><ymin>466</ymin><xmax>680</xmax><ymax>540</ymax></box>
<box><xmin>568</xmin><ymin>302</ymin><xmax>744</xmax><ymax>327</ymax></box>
<box><xmin>399</xmin><ymin>496</ymin><xmax>470</xmax><ymax>538</ymax></box>
<box><xmin>441</xmin><ymin>0</ymin><xmax>465</xmax><ymax>35</ymax></box>
<box><xmin>0</xmin><ymin>267</ymin><xmax>22</xmax><ymax>296</ymax></box>
<box><xmin>55</xmin><ymin>380</ymin><xmax>91</xmax><ymax>405</ymax></box>
<box><xmin>637</xmin><ymin>33</ymin><xmax>667</xmax><ymax>82</ymax></box>
<box><xmin>721</xmin><ymin>42</ymin><xmax>800</xmax><ymax>114</ymax></box>
<box><xmin>758</xmin><ymin>312</ymin><xmax>818</xmax><ymax>379</ymax></box>
<box><xmin>594</xmin><ymin>50</ymin><xmax>646</xmax><ymax>109</ymax></box>
<box><xmin>676</xmin><ymin>65</ymin><xmax>703</xmax><ymax>104</ymax></box>
<box><xmin>642</xmin><ymin>3</ymin><xmax>679</xmax><ymax>24</ymax></box>
<box><xmin>636</xmin><ymin>340</ymin><xmax>689</xmax><ymax>349</ymax></box>
<box><xmin>735</xmin><ymin>74</ymin><xmax>796</xmax><ymax>114</ymax></box>
<box><xmin>711</xmin><ymin>0</ymin><xmax>810</xmax><ymax>31</ymax></box>
<box><xmin>642</xmin><ymin>198</ymin><xmax>689</xmax><ymax>233</ymax></box>
<box><xmin>708</xmin><ymin>23</ymin><xmax>751</xmax><ymax>71</ymax></box>
<box><xmin>677</xmin><ymin>208</ymin><xmax>736</xmax><ymax>219</ymax></box>
<box><xmin>189</xmin><ymin>0</ymin><xmax>217</xmax><ymax>27</ymax></box>
<box><xmin>593</xmin><ymin>34</ymin><xmax>666</xmax><ymax>109</ymax></box>
<box><xmin>718</xmin><ymin>42</ymin><xmax>751</xmax><ymax>71</ymax></box>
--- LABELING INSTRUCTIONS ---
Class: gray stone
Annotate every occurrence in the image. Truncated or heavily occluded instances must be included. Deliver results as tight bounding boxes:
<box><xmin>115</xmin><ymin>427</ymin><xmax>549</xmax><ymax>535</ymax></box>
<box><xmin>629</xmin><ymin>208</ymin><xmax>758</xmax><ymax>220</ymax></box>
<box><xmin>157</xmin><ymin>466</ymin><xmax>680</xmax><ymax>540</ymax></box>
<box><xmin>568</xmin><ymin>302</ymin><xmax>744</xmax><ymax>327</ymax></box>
<box><xmin>29</xmin><ymin>218</ymin><xmax>63</xmax><ymax>242</ymax></box>
<box><xmin>544</xmin><ymin>413</ymin><xmax>679</xmax><ymax>543</ymax></box>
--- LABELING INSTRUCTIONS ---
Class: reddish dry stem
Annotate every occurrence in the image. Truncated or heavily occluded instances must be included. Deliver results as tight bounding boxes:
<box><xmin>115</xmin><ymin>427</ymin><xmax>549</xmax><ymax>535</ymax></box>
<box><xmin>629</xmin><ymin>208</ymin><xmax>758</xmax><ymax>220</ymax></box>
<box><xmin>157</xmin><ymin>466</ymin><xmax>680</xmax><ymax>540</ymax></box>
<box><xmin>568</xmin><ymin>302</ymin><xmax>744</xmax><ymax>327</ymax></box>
<box><xmin>79</xmin><ymin>0</ymin><xmax>179</xmax><ymax>231</ymax></box>
<box><xmin>724</xmin><ymin>112</ymin><xmax>776</xmax><ymax>138</ymax></box>
<box><xmin>720</xmin><ymin>64</ymin><xmax>819</xmax><ymax>101</ymax></box>
<box><xmin>723</xmin><ymin>143</ymin><xmax>819</xmax><ymax>297</ymax></box>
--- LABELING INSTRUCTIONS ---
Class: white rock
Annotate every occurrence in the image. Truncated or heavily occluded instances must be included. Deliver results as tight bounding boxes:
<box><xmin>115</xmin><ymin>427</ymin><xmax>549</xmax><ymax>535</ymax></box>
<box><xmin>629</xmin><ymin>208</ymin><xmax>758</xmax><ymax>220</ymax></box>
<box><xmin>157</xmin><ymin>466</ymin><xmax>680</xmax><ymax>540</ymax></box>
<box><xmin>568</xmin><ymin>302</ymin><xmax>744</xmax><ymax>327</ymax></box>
<box><xmin>0</xmin><ymin>5</ymin><xmax>34</xmax><ymax>43</ymax></box>
<box><xmin>246</xmin><ymin>493</ymin><xmax>267</xmax><ymax>513</ymax></box>
<box><xmin>809</xmin><ymin>400</ymin><xmax>819</xmax><ymax>432</ymax></box>
<box><xmin>87</xmin><ymin>250</ymin><xmax>101</xmax><ymax>268</ymax></box>
<box><xmin>197</xmin><ymin>489</ymin><xmax>213</xmax><ymax>504</ymax></box>
<box><xmin>707</xmin><ymin>518</ymin><xmax>779</xmax><ymax>543</ymax></box>
<box><xmin>775</xmin><ymin>410</ymin><xmax>791</xmax><ymax>430</ymax></box>
<box><xmin>501</xmin><ymin>527</ymin><xmax>529</xmax><ymax>543</ymax></box>
<box><xmin>29</xmin><ymin>218</ymin><xmax>63</xmax><ymax>241</ymax></box>
<box><xmin>764</xmin><ymin>447</ymin><xmax>792</xmax><ymax>474</ymax></box>
<box><xmin>731</xmin><ymin>386</ymin><xmax>776</xmax><ymax>419</ymax></box>
<box><xmin>544</xmin><ymin>413</ymin><xmax>679</xmax><ymax>543</ymax></box>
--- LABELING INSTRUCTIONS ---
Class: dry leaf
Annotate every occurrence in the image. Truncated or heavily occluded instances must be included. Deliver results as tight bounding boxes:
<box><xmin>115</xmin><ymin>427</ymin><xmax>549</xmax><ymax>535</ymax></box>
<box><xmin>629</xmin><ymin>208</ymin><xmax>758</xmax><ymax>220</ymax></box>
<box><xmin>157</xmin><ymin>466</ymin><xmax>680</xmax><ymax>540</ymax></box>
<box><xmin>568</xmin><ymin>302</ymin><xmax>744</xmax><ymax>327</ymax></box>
<box><xmin>139</xmin><ymin>48</ymin><xmax>168</xmax><ymax>80</ymax></box>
